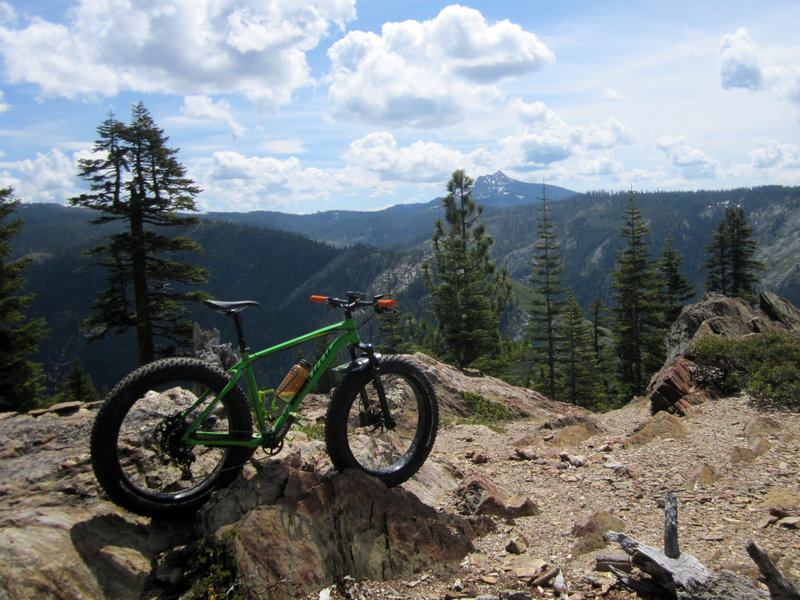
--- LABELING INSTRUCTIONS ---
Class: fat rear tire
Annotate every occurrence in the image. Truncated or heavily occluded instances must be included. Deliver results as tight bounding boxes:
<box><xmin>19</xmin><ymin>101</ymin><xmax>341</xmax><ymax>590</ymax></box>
<box><xmin>91</xmin><ymin>358</ymin><xmax>253</xmax><ymax>518</ymax></box>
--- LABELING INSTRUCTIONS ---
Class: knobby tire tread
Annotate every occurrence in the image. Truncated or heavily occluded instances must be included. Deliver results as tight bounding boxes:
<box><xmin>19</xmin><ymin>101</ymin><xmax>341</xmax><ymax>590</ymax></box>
<box><xmin>325</xmin><ymin>355</ymin><xmax>438</xmax><ymax>487</ymax></box>
<box><xmin>90</xmin><ymin>357</ymin><xmax>253</xmax><ymax>518</ymax></box>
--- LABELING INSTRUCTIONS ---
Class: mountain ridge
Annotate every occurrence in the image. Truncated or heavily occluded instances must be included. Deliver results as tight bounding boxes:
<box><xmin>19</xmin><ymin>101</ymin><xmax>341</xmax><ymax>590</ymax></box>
<box><xmin>10</xmin><ymin>178</ymin><xmax>800</xmax><ymax>391</ymax></box>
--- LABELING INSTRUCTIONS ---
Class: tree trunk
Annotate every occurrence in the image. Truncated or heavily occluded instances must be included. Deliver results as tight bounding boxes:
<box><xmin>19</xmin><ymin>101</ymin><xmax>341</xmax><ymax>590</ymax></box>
<box><xmin>129</xmin><ymin>192</ymin><xmax>153</xmax><ymax>365</ymax></box>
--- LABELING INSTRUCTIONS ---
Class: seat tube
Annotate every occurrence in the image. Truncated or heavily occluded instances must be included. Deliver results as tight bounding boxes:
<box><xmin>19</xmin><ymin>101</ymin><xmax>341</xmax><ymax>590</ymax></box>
<box><xmin>240</xmin><ymin>352</ymin><xmax>265</xmax><ymax>432</ymax></box>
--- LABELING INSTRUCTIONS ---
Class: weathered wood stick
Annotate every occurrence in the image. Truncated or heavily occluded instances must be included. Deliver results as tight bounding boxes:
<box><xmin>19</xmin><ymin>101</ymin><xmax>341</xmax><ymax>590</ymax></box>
<box><xmin>665</xmin><ymin>492</ymin><xmax>680</xmax><ymax>559</ymax></box>
<box><xmin>746</xmin><ymin>542</ymin><xmax>800</xmax><ymax>600</ymax></box>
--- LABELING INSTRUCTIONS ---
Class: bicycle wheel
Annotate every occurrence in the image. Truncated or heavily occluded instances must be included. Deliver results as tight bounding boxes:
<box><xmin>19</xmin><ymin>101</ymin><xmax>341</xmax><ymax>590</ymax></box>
<box><xmin>325</xmin><ymin>355</ymin><xmax>438</xmax><ymax>486</ymax></box>
<box><xmin>91</xmin><ymin>357</ymin><xmax>253</xmax><ymax>518</ymax></box>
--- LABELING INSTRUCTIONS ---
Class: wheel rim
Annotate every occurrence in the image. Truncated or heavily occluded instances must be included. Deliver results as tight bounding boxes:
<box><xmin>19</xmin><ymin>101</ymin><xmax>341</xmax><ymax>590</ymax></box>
<box><xmin>116</xmin><ymin>380</ymin><xmax>233</xmax><ymax>501</ymax></box>
<box><xmin>344</xmin><ymin>371</ymin><xmax>424</xmax><ymax>476</ymax></box>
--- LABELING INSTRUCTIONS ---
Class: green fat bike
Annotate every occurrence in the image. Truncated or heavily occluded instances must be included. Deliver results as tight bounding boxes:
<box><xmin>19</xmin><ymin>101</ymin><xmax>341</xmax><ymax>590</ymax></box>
<box><xmin>90</xmin><ymin>292</ymin><xmax>439</xmax><ymax>518</ymax></box>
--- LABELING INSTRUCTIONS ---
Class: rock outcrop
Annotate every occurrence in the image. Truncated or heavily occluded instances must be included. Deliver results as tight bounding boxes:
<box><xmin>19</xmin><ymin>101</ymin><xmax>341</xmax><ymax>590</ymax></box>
<box><xmin>664</xmin><ymin>291</ymin><xmax>800</xmax><ymax>365</ymax></box>
<box><xmin>197</xmin><ymin>464</ymin><xmax>478</xmax><ymax>599</ymax></box>
<box><xmin>0</xmin><ymin>353</ymin><xmax>588</xmax><ymax>600</ymax></box>
<box><xmin>408</xmin><ymin>352</ymin><xmax>593</xmax><ymax>422</ymax></box>
<box><xmin>649</xmin><ymin>291</ymin><xmax>800</xmax><ymax>414</ymax></box>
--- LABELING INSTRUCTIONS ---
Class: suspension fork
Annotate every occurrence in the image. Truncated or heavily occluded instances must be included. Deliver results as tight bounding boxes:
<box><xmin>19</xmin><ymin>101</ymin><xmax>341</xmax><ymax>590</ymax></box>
<box><xmin>352</xmin><ymin>343</ymin><xmax>396</xmax><ymax>430</ymax></box>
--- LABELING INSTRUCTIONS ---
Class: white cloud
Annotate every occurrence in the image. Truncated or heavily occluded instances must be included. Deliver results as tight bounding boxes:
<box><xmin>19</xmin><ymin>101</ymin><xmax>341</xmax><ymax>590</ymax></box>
<box><xmin>719</xmin><ymin>28</ymin><xmax>763</xmax><ymax>91</ymax></box>
<box><xmin>502</xmin><ymin>100</ymin><xmax>633</xmax><ymax>168</ymax></box>
<box><xmin>343</xmin><ymin>132</ymin><xmax>469</xmax><ymax>183</ymax></box>
<box><xmin>189</xmin><ymin>132</ymin><xmax>495</xmax><ymax>210</ymax></box>
<box><xmin>0</xmin><ymin>0</ymin><xmax>356</xmax><ymax>109</ymax></box>
<box><xmin>581</xmin><ymin>117</ymin><xmax>635</xmax><ymax>149</ymax></box>
<box><xmin>0</xmin><ymin>3</ymin><xmax>15</xmax><ymax>24</ymax></box>
<box><xmin>749</xmin><ymin>140</ymin><xmax>800</xmax><ymax>169</ymax></box>
<box><xmin>656</xmin><ymin>135</ymin><xmax>720</xmax><ymax>179</ymax></box>
<box><xmin>603</xmin><ymin>87</ymin><xmax>624</xmax><ymax>101</ymax></box>
<box><xmin>192</xmin><ymin>151</ymin><xmax>334</xmax><ymax>211</ymax></box>
<box><xmin>0</xmin><ymin>90</ymin><xmax>8</xmax><ymax>113</ymax></box>
<box><xmin>0</xmin><ymin>148</ymin><xmax>80</xmax><ymax>203</ymax></box>
<box><xmin>510</xmin><ymin>98</ymin><xmax>553</xmax><ymax>124</ymax></box>
<box><xmin>326</xmin><ymin>5</ymin><xmax>554</xmax><ymax>127</ymax></box>
<box><xmin>515</xmin><ymin>130</ymin><xmax>574</xmax><ymax>167</ymax></box>
<box><xmin>718</xmin><ymin>28</ymin><xmax>800</xmax><ymax>110</ymax></box>
<box><xmin>575</xmin><ymin>155</ymin><xmax>625</xmax><ymax>177</ymax></box>
<box><xmin>180</xmin><ymin>95</ymin><xmax>245</xmax><ymax>138</ymax></box>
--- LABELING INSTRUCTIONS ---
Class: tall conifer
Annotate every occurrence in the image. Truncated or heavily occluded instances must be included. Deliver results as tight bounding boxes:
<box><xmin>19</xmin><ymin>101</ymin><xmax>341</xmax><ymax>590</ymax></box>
<box><xmin>610</xmin><ymin>192</ymin><xmax>664</xmax><ymax>397</ymax></box>
<box><xmin>704</xmin><ymin>206</ymin><xmax>765</xmax><ymax>302</ymax></box>
<box><xmin>528</xmin><ymin>184</ymin><xmax>565</xmax><ymax>399</ymax></box>
<box><xmin>423</xmin><ymin>170</ymin><xmax>511</xmax><ymax>369</ymax></box>
<box><xmin>0</xmin><ymin>188</ymin><xmax>48</xmax><ymax>411</ymax></box>
<box><xmin>658</xmin><ymin>234</ymin><xmax>694</xmax><ymax>324</ymax></box>
<box><xmin>561</xmin><ymin>292</ymin><xmax>605</xmax><ymax>409</ymax></box>
<box><xmin>70</xmin><ymin>104</ymin><xmax>209</xmax><ymax>364</ymax></box>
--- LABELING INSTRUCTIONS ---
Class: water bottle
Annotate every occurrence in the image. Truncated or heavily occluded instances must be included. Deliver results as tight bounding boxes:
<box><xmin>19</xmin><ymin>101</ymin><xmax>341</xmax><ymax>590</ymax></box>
<box><xmin>274</xmin><ymin>359</ymin><xmax>311</xmax><ymax>403</ymax></box>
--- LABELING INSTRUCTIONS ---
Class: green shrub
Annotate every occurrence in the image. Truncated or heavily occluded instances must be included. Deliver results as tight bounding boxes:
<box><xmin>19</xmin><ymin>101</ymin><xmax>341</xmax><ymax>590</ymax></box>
<box><xmin>459</xmin><ymin>391</ymin><xmax>512</xmax><ymax>430</ymax></box>
<box><xmin>689</xmin><ymin>330</ymin><xmax>800</xmax><ymax>409</ymax></box>
<box><xmin>185</xmin><ymin>530</ymin><xmax>247</xmax><ymax>600</ymax></box>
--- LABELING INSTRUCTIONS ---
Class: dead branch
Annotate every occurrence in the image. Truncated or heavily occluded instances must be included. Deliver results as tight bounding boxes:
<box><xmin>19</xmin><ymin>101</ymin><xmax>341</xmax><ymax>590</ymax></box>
<box><xmin>604</xmin><ymin>493</ymin><xmax>800</xmax><ymax>599</ymax></box>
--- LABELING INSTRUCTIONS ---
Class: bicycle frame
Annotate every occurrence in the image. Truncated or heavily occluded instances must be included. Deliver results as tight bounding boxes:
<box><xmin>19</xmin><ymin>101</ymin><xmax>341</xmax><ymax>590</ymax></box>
<box><xmin>181</xmin><ymin>314</ymin><xmax>364</xmax><ymax>450</ymax></box>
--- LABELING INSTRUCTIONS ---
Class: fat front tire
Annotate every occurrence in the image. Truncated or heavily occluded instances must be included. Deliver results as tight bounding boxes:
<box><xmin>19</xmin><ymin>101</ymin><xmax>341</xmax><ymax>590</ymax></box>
<box><xmin>90</xmin><ymin>358</ymin><xmax>253</xmax><ymax>518</ymax></box>
<box><xmin>325</xmin><ymin>355</ymin><xmax>438</xmax><ymax>486</ymax></box>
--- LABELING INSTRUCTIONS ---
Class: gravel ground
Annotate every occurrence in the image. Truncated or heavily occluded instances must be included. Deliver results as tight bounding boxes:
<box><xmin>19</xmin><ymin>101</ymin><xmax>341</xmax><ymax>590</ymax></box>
<box><xmin>305</xmin><ymin>395</ymin><xmax>800</xmax><ymax>600</ymax></box>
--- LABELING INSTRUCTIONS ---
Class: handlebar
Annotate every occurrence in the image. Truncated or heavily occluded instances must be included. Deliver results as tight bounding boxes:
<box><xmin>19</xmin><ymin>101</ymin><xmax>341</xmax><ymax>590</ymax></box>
<box><xmin>310</xmin><ymin>292</ymin><xmax>396</xmax><ymax>314</ymax></box>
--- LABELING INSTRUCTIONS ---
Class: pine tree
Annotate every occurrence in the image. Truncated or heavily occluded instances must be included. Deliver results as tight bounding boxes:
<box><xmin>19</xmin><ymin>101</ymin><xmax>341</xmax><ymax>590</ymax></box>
<box><xmin>70</xmin><ymin>104</ymin><xmax>209</xmax><ymax>365</ymax></box>
<box><xmin>0</xmin><ymin>188</ymin><xmax>48</xmax><ymax>411</ymax></box>
<box><xmin>658</xmin><ymin>234</ymin><xmax>694</xmax><ymax>324</ymax></box>
<box><xmin>560</xmin><ymin>292</ymin><xmax>605</xmax><ymax>409</ymax></box>
<box><xmin>423</xmin><ymin>170</ymin><xmax>511</xmax><ymax>369</ymax></box>
<box><xmin>51</xmin><ymin>357</ymin><xmax>99</xmax><ymax>405</ymax></box>
<box><xmin>610</xmin><ymin>192</ymin><xmax>665</xmax><ymax>397</ymax></box>
<box><xmin>705</xmin><ymin>206</ymin><xmax>765</xmax><ymax>302</ymax></box>
<box><xmin>527</xmin><ymin>184</ymin><xmax>565</xmax><ymax>399</ymax></box>
<box><xmin>704</xmin><ymin>216</ymin><xmax>730</xmax><ymax>295</ymax></box>
<box><xmin>590</xmin><ymin>298</ymin><xmax>606</xmax><ymax>359</ymax></box>
<box><xmin>376</xmin><ymin>276</ymin><xmax>411</xmax><ymax>353</ymax></box>
<box><xmin>588</xmin><ymin>297</ymin><xmax>621</xmax><ymax>406</ymax></box>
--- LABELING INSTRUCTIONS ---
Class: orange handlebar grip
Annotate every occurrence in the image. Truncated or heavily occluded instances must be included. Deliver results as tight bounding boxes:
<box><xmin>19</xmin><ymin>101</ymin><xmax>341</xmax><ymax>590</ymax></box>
<box><xmin>310</xmin><ymin>295</ymin><xmax>328</xmax><ymax>304</ymax></box>
<box><xmin>377</xmin><ymin>299</ymin><xmax>397</xmax><ymax>309</ymax></box>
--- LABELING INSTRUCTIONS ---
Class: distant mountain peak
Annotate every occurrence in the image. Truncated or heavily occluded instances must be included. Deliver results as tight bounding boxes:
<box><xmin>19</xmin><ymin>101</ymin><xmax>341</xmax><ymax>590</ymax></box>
<box><xmin>483</xmin><ymin>171</ymin><xmax>513</xmax><ymax>184</ymax></box>
<box><xmin>472</xmin><ymin>172</ymin><xmax>576</xmax><ymax>207</ymax></box>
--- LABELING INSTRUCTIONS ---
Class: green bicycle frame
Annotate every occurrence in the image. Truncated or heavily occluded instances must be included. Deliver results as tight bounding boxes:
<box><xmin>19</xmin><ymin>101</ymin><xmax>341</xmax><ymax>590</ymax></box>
<box><xmin>181</xmin><ymin>314</ymin><xmax>363</xmax><ymax>449</ymax></box>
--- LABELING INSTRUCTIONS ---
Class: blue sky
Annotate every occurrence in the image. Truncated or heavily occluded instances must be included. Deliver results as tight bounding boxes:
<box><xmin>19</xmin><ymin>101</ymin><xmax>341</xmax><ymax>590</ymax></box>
<box><xmin>1</xmin><ymin>1</ymin><xmax>799</xmax><ymax>214</ymax></box>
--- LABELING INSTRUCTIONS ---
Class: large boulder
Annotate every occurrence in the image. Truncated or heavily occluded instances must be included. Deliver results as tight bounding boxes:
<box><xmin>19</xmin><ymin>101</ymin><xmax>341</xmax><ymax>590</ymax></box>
<box><xmin>0</xmin><ymin>408</ymin><xmax>190</xmax><ymax>600</ymax></box>
<box><xmin>652</xmin><ymin>292</ymin><xmax>800</xmax><ymax>414</ymax></box>
<box><xmin>407</xmin><ymin>352</ymin><xmax>593</xmax><ymax>423</ymax></box>
<box><xmin>198</xmin><ymin>463</ymin><xmax>477</xmax><ymax>599</ymax></box>
<box><xmin>759</xmin><ymin>290</ymin><xmax>800</xmax><ymax>329</ymax></box>
<box><xmin>665</xmin><ymin>292</ymin><xmax>800</xmax><ymax>364</ymax></box>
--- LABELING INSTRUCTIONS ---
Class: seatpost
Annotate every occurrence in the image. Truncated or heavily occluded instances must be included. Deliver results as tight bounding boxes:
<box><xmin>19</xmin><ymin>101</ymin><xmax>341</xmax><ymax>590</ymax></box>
<box><xmin>231</xmin><ymin>312</ymin><xmax>249</xmax><ymax>353</ymax></box>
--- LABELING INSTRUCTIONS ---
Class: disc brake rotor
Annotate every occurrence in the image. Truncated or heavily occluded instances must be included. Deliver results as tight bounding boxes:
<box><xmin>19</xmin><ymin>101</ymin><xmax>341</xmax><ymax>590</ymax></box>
<box><xmin>154</xmin><ymin>414</ymin><xmax>195</xmax><ymax>480</ymax></box>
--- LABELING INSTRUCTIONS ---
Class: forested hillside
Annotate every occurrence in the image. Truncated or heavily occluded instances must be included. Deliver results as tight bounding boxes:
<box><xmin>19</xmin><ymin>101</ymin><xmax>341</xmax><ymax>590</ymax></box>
<box><xmin>486</xmin><ymin>185</ymin><xmax>800</xmax><ymax>311</ymax></box>
<box><xmin>15</xmin><ymin>207</ymin><xmax>401</xmax><ymax>391</ymax></box>
<box><xmin>12</xmin><ymin>181</ymin><xmax>800</xmax><ymax>394</ymax></box>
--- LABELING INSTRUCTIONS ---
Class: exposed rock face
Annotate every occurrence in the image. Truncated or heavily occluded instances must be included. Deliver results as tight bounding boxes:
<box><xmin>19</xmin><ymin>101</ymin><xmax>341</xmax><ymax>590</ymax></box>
<box><xmin>665</xmin><ymin>291</ymin><xmax>800</xmax><ymax>365</ymax></box>
<box><xmin>651</xmin><ymin>291</ymin><xmax>800</xmax><ymax>414</ymax></box>
<box><xmin>408</xmin><ymin>352</ymin><xmax>594</xmax><ymax>424</ymax></box>
<box><xmin>0</xmin><ymin>353</ymin><xmax>595</xmax><ymax>600</ymax></box>
<box><xmin>199</xmin><ymin>464</ymin><xmax>477</xmax><ymax>599</ymax></box>
<box><xmin>0</xmin><ymin>407</ymin><xmax>191</xmax><ymax>600</ymax></box>
<box><xmin>647</xmin><ymin>358</ymin><xmax>711</xmax><ymax>416</ymax></box>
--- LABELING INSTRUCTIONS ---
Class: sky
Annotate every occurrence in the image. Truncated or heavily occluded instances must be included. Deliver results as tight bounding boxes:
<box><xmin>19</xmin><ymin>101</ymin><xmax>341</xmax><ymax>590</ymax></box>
<box><xmin>1</xmin><ymin>1</ymin><xmax>800</xmax><ymax>214</ymax></box>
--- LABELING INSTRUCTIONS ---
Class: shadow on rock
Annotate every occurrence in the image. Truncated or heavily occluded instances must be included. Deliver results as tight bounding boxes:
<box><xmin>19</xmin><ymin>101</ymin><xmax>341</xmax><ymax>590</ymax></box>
<box><xmin>198</xmin><ymin>462</ymin><xmax>481</xmax><ymax>599</ymax></box>
<box><xmin>70</xmin><ymin>513</ymin><xmax>192</xmax><ymax>600</ymax></box>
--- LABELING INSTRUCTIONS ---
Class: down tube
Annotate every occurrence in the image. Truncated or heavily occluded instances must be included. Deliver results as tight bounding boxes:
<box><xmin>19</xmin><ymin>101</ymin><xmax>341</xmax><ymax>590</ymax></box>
<box><xmin>273</xmin><ymin>329</ymin><xmax>360</xmax><ymax>431</ymax></box>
